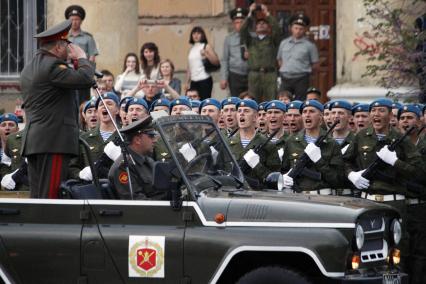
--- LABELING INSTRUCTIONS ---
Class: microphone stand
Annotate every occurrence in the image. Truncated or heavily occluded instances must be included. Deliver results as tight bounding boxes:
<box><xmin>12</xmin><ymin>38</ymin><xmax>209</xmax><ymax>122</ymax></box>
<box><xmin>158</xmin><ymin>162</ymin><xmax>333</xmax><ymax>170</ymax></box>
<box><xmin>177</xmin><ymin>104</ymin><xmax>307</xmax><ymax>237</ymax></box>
<box><xmin>92</xmin><ymin>74</ymin><xmax>135</xmax><ymax>200</ymax></box>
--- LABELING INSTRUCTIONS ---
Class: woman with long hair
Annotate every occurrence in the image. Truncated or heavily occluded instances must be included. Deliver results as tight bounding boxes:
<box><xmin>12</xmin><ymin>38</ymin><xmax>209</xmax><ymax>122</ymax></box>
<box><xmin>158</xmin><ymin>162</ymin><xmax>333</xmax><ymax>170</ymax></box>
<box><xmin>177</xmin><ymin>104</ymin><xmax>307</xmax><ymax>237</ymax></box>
<box><xmin>140</xmin><ymin>42</ymin><xmax>160</xmax><ymax>80</ymax></box>
<box><xmin>159</xmin><ymin>59</ymin><xmax>181</xmax><ymax>99</ymax></box>
<box><xmin>114</xmin><ymin>52</ymin><xmax>140</xmax><ymax>96</ymax></box>
<box><xmin>186</xmin><ymin>26</ymin><xmax>219</xmax><ymax>100</ymax></box>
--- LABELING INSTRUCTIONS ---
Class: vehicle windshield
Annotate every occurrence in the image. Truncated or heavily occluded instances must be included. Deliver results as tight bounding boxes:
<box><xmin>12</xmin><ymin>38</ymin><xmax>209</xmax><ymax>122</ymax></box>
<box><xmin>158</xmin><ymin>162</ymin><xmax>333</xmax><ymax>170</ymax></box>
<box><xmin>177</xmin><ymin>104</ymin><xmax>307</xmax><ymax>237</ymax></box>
<box><xmin>159</xmin><ymin>118</ymin><xmax>243</xmax><ymax>185</ymax></box>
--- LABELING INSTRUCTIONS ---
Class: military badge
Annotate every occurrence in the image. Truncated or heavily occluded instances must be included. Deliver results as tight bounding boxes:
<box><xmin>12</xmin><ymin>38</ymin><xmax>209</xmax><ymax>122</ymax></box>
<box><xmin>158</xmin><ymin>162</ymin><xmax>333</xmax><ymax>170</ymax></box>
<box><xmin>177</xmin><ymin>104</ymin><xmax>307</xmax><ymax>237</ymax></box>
<box><xmin>128</xmin><ymin>236</ymin><xmax>165</xmax><ymax>278</ymax></box>
<box><xmin>119</xmin><ymin>172</ymin><xmax>128</xmax><ymax>184</ymax></box>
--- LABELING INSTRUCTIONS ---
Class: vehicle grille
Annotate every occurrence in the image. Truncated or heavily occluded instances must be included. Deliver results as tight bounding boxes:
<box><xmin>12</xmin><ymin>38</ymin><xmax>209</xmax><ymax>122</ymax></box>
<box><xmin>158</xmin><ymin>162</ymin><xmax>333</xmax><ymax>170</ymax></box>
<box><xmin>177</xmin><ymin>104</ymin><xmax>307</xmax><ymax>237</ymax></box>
<box><xmin>359</xmin><ymin>217</ymin><xmax>388</xmax><ymax>263</ymax></box>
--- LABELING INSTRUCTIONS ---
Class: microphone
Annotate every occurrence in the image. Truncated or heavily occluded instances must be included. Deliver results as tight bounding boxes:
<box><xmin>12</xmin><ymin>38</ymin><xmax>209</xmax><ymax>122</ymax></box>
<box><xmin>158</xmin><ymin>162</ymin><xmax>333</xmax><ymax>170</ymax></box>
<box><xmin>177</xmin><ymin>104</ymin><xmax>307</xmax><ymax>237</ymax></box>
<box><xmin>94</xmin><ymin>70</ymin><xmax>104</xmax><ymax>79</ymax></box>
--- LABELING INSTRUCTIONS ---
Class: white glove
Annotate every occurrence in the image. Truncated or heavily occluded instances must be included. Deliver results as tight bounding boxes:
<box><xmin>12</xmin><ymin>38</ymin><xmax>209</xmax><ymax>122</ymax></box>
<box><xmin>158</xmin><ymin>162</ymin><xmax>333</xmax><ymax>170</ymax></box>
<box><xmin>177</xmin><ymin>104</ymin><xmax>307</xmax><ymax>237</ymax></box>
<box><xmin>376</xmin><ymin>145</ymin><xmax>398</xmax><ymax>166</ymax></box>
<box><xmin>341</xmin><ymin>144</ymin><xmax>350</xmax><ymax>155</ymax></box>
<box><xmin>79</xmin><ymin>166</ymin><xmax>93</xmax><ymax>181</ymax></box>
<box><xmin>104</xmin><ymin>141</ymin><xmax>121</xmax><ymax>161</ymax></box>
<box><xmin>348</xmin><ymin>170</ymin><xmax>370</xmax><ymax>190</ymax></box>
<box><xmin>304</xmin><ymin>143</ymin><xmax>321</xmax><ymax>163</ymax></box>
<box><xmin>1</xmin><ymin>151</ymin><xmax>12</xmax><ymax>166</ymax></box>
<box><xmin>1</xmin><ymin>169</ymin><xmax>18</xmax><ymax>190</ymax></box>
<box><xmin>210</xmin><ymin>146</ymin><xmax>218</xmax><ymax>164</ymax></box>
<box><xmin>179</xmin><ymin>143</ymin><xmax>197</xmax><ymax>162</ymax></box>
<box><xmin>283</xmin><ymin>170</ymin><xmax>294</xmax><ymax>189</ymax></box>
<box><xmin>243</xmin><ymin>149</ymin><xmax>260</xmax><ymax>169</ymax></box>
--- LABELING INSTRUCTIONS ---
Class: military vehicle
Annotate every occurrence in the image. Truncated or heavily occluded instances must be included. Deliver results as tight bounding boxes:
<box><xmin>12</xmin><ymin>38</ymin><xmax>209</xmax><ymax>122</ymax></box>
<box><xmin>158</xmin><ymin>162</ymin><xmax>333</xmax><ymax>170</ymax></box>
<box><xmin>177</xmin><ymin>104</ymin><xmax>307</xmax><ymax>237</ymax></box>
<box><xmin>0</xmin><ymin>115</ymin><xmax>406</xmax><ymax>283</ymax></box>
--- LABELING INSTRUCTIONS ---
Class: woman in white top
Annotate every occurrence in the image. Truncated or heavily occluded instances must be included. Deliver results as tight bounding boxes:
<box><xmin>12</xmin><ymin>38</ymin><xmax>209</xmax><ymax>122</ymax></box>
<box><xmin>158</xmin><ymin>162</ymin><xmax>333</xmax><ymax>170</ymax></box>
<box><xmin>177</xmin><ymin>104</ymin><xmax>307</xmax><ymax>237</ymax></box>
<box><xmin>114</xmin><ymin>53</ymin><xmax>140</xmax><ymax>97</ymax></box>
<box><xmin>140</xmin><ymin>42</ymin><xmax>160</xmax><ymax>80</ymax></box>
<box><xmin>186</xmin><ymin>26</ymin><xmax>220</xmax><ymax>100</ymax></box>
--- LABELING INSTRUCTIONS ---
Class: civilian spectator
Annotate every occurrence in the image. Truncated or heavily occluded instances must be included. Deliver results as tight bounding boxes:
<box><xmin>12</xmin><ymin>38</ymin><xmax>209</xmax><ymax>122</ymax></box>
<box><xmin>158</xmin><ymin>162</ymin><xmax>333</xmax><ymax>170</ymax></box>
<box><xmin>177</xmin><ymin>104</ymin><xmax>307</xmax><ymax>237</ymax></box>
<box><xmin>100</xmin><ymin>70</ymin><xmax>116</xmax><ymax>93</ymax></box>
<box><xmin>220</xmin><ymin>8</ymin><xmax>249</xmax><ymax>97</ymax></box>
<box><xmin>159</xmin><ymin>59</ymin><xmax>181</xmax><ymax>99</ymax></box>
<box><xmin>115</xmin><ymin>53</ymin><xmax>141</xmax><ymax>96</ymax></box>
<box><xmin>240</xmin><ymin>3</ymin><xmax>281</xmax><ymax>102</ymax></box>
<box><xmin>186</xmin><ymin>88</ymin><xmax>201</xmax><ymax>101</ymax></box>
<box><xmin>277</xmin><ymin>90</ymin><xmax>293</xmax><ymax>104</ymax></box>
<box><xmin>277</xmin><ymin>14</ymin><xmax>319</xmax><ymax>101</ymax></box>
<box><xmin>140</xmin><ymin>42</ymin><xmax>161</xmax><ymax>80</ymax></box>
<box><xmin>186</xmin><ymin>26</ymin><xmax>219</xmax><ymax>100</ymax></box>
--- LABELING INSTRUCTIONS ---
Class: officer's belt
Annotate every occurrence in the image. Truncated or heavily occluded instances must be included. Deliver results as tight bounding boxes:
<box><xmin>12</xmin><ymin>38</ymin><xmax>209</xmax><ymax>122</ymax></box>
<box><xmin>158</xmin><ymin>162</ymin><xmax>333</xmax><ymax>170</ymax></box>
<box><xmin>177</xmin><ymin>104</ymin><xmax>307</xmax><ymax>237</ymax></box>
<box><xmin>332</xmin><ymin>189</ymin><xmax>353</xmax><ymax>196</ymax></box>
<box><xmin>303</xmin><ymin>188</ymin><xmax>332</xmax><ymax>195</ymax></box>
<box><xmin>250</xmin><ymin>67</ymin><xmax>276</xmax><ymax>73</ymax></box>
<box><xmin>406</xmin><ymin>198</ymin><xmax>426</xmax><ymax>205</ymax></box>
<box><xmin>363</xmin><ymin>193</ymin><xmax>405</xmax><ymax>202</ymax></box>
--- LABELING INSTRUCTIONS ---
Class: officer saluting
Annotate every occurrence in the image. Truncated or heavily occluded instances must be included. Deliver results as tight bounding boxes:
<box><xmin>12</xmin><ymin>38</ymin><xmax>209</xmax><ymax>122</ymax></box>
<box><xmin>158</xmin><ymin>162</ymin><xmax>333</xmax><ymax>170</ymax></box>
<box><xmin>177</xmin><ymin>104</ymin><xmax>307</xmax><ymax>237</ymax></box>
<box><xmin>20</xmin><ymin>20</ymin><xmax>95</xmax><ymax>198</ymax></box>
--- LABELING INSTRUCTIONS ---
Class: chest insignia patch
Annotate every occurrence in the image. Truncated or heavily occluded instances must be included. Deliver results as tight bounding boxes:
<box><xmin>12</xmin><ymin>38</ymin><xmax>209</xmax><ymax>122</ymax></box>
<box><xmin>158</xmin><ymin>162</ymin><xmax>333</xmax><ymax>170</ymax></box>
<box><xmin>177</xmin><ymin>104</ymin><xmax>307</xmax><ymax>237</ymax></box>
<box><xmin>119</xmin><ymin>172</ymin><xmax>128</xmax><ymax>184</ymax></box>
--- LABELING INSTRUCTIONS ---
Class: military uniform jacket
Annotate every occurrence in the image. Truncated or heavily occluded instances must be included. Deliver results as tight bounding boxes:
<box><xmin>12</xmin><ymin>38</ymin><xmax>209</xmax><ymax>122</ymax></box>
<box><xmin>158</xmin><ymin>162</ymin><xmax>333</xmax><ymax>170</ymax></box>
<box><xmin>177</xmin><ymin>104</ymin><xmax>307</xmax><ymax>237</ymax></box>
<box><xmin>153</xmin><ymin>138</ymin><xmax>171</xmax><ymax>162</ymax></box>
<box><xmin>282</xmin><ymin>129</ymin><xmax>345</xmax><ymax>191</ymax></box>
<box><xmin>343</xmin><ymin>126</ymin><xmax>423</xmax><ymax>195</ymax></box>
<box><xmin>271</xmin><ymin>132</ymin><xmax>288</xmax><ymax>162</ymax></box>
<box><xmin>68</xmin><ymin>127</ymin><xmax>118</xmax><ymax>179</ymax></box>
<box><xmin>227</xmin><ymin>132</ymin><xmax>281</xmax><ymax>188</ymax></box>
<box><xmin>20</xmin><ymin>50</ymin><xmax>95</xmax><ymax>156</ymax></box>
<box><xmin>108</xmin><ymin>149</ymin><xmax>166</xmax><ymax>200</ymax></box>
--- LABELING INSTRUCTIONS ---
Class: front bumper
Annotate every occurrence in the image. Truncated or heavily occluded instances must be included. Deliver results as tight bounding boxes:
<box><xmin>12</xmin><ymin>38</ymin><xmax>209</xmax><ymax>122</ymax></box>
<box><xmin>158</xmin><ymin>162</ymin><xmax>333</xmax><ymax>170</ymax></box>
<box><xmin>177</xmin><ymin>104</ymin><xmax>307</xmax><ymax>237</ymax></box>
<box><xmin>334</xmin><ymin>272</ymin><xmax>408</xmax><ymax>284</ymax></box>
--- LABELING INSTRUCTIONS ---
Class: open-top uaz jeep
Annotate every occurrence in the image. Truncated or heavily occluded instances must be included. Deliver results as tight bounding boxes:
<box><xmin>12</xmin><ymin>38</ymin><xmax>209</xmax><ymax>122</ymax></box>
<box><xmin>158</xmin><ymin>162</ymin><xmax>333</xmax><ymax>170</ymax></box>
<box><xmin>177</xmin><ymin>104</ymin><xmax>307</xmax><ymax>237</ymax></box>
<box><xmin>0</xmin><ymin>115</ymin><xmax>406</xmax><ymax>283</ymax></box>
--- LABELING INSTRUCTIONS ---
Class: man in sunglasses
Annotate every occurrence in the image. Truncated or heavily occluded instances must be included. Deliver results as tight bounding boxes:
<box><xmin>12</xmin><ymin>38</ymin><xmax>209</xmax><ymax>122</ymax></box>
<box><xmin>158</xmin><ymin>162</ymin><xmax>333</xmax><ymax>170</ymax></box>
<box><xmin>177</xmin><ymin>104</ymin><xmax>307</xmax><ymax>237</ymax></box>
<box><xmin>109</xmin><ymin>116</ymin><xmax>166</xmax><ymax>200</ymax></box>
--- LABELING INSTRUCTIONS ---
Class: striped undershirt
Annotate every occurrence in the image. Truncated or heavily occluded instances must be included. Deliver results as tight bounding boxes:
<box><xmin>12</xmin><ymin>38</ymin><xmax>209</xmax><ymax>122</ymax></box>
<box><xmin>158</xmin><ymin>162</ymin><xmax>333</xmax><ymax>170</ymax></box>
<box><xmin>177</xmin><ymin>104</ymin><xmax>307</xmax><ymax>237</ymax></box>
<box><xmin>270</xmin><ymin>137</ymin><xmax>279</xmax><ymax>144</ymax></box>
<box><xmin>304</xmin><ymin>134</ymin><xmax>317</xmax><ymax>144</ymax></box>
<box><xmin>334</xmin><ymin>137</ymin><xmax>345</xmax><ymax>145</ymax></box>
<box><xmin>100</xmin><ymin>130</ymin><xmax>113</xmax><ymax>142</ymax></box>
<box><xmin>376</xmin><ymin>134</ymin><xmax>386</xmax><ymax>141</ymax></box>
<box><xmin>240</xmin><ymin>138</ymin><xmax>251</xmax><ymax>148</ymax></box>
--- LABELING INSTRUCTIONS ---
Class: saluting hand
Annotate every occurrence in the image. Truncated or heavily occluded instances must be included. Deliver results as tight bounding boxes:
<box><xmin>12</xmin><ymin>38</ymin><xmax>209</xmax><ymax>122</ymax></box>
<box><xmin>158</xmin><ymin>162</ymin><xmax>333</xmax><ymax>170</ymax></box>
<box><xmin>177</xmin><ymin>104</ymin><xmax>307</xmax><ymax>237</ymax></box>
<box><xmin>68</xmin><ymin>43</ymin><xmax>87</xmax><ymax>60</ymax></box>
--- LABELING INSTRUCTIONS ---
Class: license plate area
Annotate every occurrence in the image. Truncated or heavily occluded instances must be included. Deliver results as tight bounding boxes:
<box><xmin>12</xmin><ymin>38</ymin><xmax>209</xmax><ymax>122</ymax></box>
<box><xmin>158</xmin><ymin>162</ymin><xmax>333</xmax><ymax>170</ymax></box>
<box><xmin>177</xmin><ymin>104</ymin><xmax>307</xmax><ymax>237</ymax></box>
<box><xmin>383</xmin><ymin>273</ymin><xmax>401</xmax><ymax>284</ymax></box>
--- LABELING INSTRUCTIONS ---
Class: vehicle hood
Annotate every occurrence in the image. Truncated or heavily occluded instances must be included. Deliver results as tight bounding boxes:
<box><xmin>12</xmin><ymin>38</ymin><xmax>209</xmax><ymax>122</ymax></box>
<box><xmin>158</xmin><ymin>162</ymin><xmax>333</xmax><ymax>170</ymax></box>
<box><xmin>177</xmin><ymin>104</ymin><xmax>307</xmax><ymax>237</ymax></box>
<box><xmin>196</xmin><ymin>188</ymin><xmax>398</xmax><ymax>225</ymax></box>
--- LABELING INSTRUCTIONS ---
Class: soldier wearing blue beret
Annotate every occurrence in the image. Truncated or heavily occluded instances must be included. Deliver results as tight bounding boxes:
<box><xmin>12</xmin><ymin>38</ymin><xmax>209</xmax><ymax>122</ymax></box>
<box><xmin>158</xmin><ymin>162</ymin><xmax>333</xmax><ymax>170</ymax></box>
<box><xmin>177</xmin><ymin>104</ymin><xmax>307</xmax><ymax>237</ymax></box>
<box><xmin>323</xmin><ymin>101</ymin><xmax>334</xmax><ymax>130</ymax></box>
<box><xmin>265</xmin><ymin>100</ymin><xmax>288</xmax><ymax>161</ymax></box>
<box><xmin>125</xmin><ymin>98</ymin><xmax>149</xmax><ymax>123</ymax></box>
<box><xmin>352</xmin><ymin>103</ymin><xmax>370</xmax><ymax>132</ymax></box>
<box><xmin>390</xmin><ymin>101</ymin><xmax>403</xmax><ymax>129</ymax></box>
<box><xmin>170</xmin><ymin>97</ymin><xmax>192</xmax><ymax>116</ymax></box>
<box><xmin>221</xmin><ymin>97</ymin><xmax>240</xmax><ymax>137</ymax></box>
<box><xmin>119</xmin><ymin>97</ymin><xmax>133</xmax><ymax>127</ymax></box>
<box><xmin>329</xmin><ymin>100</ymin><xmax>355</xmax><ymax>152</ymax></box>
<box><xmin>150</xmin><ymin>98</ymin><xmax>171</xmax><ymax>114</ymax></box>
<box><xmin>200</xmin><ymin>99</ymin><xmax>221</xmax><ymax>125</ymax></box>
<box><xmin>190</xmin><ymin>100</ymin><xmax>201</xmax><ymax>114</ymax></box>
<box><xmin>257</xmin><ymin>101</ymin><xmax>269</xmax><ymax>135</ymax></box>
<box><xmin>286</xmin><ymin>100</ymin><xmax>304</xmax><ymax>134</ymax></box>
<box><xmin>82</xmin><ymin>100</ymin><xmax>97</xmax><ymax>131</ymax></box>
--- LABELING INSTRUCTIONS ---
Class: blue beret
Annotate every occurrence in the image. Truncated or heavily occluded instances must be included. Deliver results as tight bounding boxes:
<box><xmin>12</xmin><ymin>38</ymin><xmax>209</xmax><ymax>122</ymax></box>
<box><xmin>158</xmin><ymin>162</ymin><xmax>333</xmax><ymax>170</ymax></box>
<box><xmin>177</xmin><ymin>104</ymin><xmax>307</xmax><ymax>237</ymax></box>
<box><xmin>221</xmin><ymin>97</ymin><xmax>241</xmax><ymax>108</ymax></box>
<box><xmin>287</xmin><ymin>100</ymin><xmax>303</xmax><ymax>111</ymax></box>
<box><xmin>149</xmin><ymin>98</ymin><xmax>170</xmax><ymax>112</ymax></box>
<box><xmin>266</xmin><ymin>100</ymin><xmax>287</xmax><ymax>112</ymax></box>
<box><xmin>95</xmin><ymin>92</ymin><xmax>120</xmax><ymax>109</ymax></box>
<box><xmin>125</xmin><ymin>97</ymin><xmax>149</xmax><ymax>112</ymax></box>
<box><xmin>190</xmin><ymin>99</ymin><xmax>201</xmax><ymax>108</ymax></box>
<box><xmin>329</xmin><ymin>100</ymin><xmax>352</xmax><ymax>111</ymax></box>
<box><xmin>119</xmin><ymin>96</ymin><xmax>132</xmax><ymax>108</ymax></box>
<box><xmin>258</xmin><ymin>101</ymin><xmax>269</xmax><ymax>111</ymax></box>
<box><xmin>391</xmin><ymin>102</ymin><xmax>403</xmax><ymax>110</ymax></box>
<box><xmin>170</xmin><ymin>97</ymin><xmax>192</xmax><ymax>111</ymax></box>
<box><xmin>323</xmin><ymin>100</ymin><xmax>333</xmax><ymax>110</ymax></box>
<box><xmin>237</xmin><ymin>99</ymin><xmax>258</xmax><ymax>111</ymax></box>
<box><xmin>0</xmin><ymin>113</ymin><xmax>19</xmax><ymax>125</ymax></box>
<box><xmin>300</xmin><ymin>100</ymin><xmax>324</xmax><ymax>113</ymax></box>
<box><xmin>352</xmin><ymin>103</ymin><xmax>369</xmax><ymax>114</ymax></box>
<box><xmin>369</xmin><ymin>98</ymin><xmax>393</xmax><ymax>111</ymax></box>
<box><xmin>83</xmin><ymin>100</ymin><xmax>96</xmax><ymax>113</ymax></box>
<box><xmin>200</xmin><ymin>98</ymin><xmax>221</xmax><ymax>112</ymax></box>
<box><xmin>397</xmin><ymin>104</ymin><xmax>422</xmax><ymax>119</ymax></box>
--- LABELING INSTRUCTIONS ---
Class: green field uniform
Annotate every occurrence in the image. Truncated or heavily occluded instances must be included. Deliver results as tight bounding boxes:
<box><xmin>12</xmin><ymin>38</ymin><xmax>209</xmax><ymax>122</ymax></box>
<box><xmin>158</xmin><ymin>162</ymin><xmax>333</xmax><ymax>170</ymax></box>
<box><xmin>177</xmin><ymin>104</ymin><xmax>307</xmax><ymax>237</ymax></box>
<box><xmin>335</xmin><ymin>131</ymin><xmax>356</xmax><ymax>196</ymax></box>
<box><xmin>68</xmin><ymin>127</ymin><xmax>118</xmax><ymax>179</ymax></box>
<box><xmin>0</xmin><ymin>130</ymin><xmax>28</xmax><ymax>191</ymax></box>
<box><xmin>153</xmin><ymin>138</ymin><xmax>172</xmax><ymax>162</ymax></box>
<box><xmin>227</xmin><ymin>132</ymin><xmax>281</xmax><ymax>189</ymax></box>
<box><xmin>282</xmin><ymin>129</ymin><xmax>345</xmax><ymax>192</ymax></box>
<box><xmin>240</xmin><ymin>15</ymin><xmax>281</xmax><ymax>102</ymax></box>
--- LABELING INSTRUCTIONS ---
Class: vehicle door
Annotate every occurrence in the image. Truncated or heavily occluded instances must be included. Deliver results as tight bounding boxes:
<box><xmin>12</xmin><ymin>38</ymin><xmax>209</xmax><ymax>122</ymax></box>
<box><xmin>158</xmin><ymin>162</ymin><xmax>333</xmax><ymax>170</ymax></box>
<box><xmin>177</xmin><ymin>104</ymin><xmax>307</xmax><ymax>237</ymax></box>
<box><xmin>84</xmin><ymin>199</ymin><xmax>186</xmax><ymax>283</ymax></box>
<box><xmin>0</xmin><ymin>198</ymin><xmax>84</xmax><ymax>283</ymax></box>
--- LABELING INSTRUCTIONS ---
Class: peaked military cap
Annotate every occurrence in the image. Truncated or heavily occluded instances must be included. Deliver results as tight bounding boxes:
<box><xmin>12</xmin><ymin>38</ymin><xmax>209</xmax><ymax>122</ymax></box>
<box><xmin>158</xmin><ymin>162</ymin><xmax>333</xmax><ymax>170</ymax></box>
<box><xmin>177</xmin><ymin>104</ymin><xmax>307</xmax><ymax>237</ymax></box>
<box><xmin>221</xmin><ymin>97</ymin><xmax>241</xmax><ymax>108</ymax></box>
<box><xmin>352</xmin><ymin>103</ymin><xmax>369</xmax><ymax>115</ymax></box>
<box><xmin>369</xmin><ymin>98</ymin><xmax>393</xmax><ymax>112</ymax></box>
<box><xmin>290</xmin><ymin>14</ymin><xmax>310</xmax><ymax>26</ymax></box>
<box><xmin>258</xmin><ymin>101</ymin><xmax>269</xmax><ymax>111</ymax></box>
<box><xmin>306</xmin><ymin>87</ymin><xmax>321</xmax><ymax>96</ymax></box>
<box><xmin>34</xmin><ymin>20</ymin><xmax>72</xmax><ymax>44</ymax></box>
<box><xmin>120</xmin><ymin>115</ymin><xmax>155</xmax><ymax>136</ymax></box>
<box><xmin>397</xmin><ymin>104</ymin><xmax>422</xmax><ymax>119</ymax></box>
<box><xmin>200</xmin><ymin>98</ymin><xmax>221</xmax><ymax>112</ymax></box>
<box><xmin>237</xmin><ymin>99</ymin><xmax>258</xmax><ymax>111</ymax></box>
<box><xmin>266</xmin><ymin>100</ymin><xmax>287</xmax><ymax>112</ymax></box>
<box><xmin>170</xmin><ymin>97</ymin><xmax>192</xmax><ymax>112</ymax></box>
<box><xmin>287</xmin><ymin>100</ymin><xmax>303</xmax><ymax>111</ymax></box>
<box><xmin>125</xmin><ymin>97</ymin><xmax>149</xmax><ymax>112</ymax></box>
<box><xmin>83</xmin><ymin>100</ymin><xmax>97</xmax><ymax>113</ymax></box>
<box><xmin>329</xmin><ymin>100</ymin><xmax>352</xmax><ymax>111</ymax></box>
<box><xmin>230</xmin><ymin>7</ymin><xmax>248</xmax><ymax>20</ymax></box>
<box><xmin>190</xmin><ymin>99</ymin><xmax>201</xmax><ymax>108</ymax></box>
<box><xmin>149</xmin><ymin>98</ymin><xmax>170</xmax><ymax>112</ymax></box>
<box><xmin>95</xmin><ymin>92</ymin><xmax>120</xmax><ymax>109</ymax></box>
<box><xmin>65</xmin><ymin>5</ymin><xmax>86</xmax><ymax>20</ymax></box>
<box><xmin>0</xmin><ymin>113</ymin><xmax>19</xmax><ymax>125</ymax></box>
<box><xmin>300</xmin><ymin>100</ymin><xmax>324</xmax><ymax>113</ymax></box>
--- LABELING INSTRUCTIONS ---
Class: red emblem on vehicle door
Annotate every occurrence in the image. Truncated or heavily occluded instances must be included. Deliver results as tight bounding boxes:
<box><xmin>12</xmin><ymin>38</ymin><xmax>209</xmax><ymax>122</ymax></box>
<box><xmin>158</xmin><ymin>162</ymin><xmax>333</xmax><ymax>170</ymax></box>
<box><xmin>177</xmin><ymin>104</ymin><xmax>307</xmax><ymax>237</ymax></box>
<box><xmin>137</xmin><ymin>248</ymin><xmax>156</xmax><ymax>271</ymax></box>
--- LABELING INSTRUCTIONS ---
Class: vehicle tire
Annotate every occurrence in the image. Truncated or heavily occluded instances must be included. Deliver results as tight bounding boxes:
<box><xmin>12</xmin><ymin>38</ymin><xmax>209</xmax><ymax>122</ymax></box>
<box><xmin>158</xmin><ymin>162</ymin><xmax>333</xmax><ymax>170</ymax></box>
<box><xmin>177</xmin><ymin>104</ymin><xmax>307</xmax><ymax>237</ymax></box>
<box><xmin>236</xmin><ymin>266</ymin><xmax>311</xmax><ymax>284</ymax></box>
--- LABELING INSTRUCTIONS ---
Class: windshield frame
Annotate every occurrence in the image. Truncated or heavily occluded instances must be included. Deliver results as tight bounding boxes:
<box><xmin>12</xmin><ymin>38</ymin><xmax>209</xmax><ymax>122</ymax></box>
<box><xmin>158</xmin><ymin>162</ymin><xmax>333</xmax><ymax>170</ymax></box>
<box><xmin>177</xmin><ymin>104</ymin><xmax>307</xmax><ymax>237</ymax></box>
<box><xmin>154</xmin><ymin>115</ymin><xmax>245</xmax><ymax>200</ymax></box>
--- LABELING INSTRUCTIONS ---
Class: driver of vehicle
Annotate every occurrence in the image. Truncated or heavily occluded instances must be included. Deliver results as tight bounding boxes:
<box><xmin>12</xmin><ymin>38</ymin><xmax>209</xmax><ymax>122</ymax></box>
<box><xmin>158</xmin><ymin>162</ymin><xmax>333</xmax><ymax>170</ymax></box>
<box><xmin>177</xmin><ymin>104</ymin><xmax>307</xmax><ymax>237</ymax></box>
<box><xmin>108</xmin><ymin>116</ymin><xmax>168</xmax><ymax>200</ymax></box>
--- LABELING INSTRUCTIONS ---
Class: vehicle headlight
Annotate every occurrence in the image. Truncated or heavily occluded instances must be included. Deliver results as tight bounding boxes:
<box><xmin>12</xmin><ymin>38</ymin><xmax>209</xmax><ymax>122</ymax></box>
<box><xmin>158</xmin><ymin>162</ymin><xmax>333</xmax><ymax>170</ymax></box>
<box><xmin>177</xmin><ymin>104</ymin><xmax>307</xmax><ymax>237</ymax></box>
<box><xmin>355</xmin><ymin>224</ymin><xmax>364</xmax><ymax>250</ymax></box>
<box><xmin>390</xmin><ymin>219</ymin><xmax>402</xmax><ymax>245</ymax></box>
